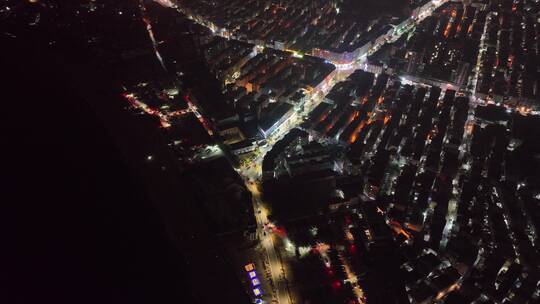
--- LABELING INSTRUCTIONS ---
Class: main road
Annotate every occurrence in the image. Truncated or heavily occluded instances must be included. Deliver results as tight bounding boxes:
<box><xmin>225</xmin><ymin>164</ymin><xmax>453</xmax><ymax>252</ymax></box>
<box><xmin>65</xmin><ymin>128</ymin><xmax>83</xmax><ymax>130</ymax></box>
<box><xmin>247</xmin><ymin>182</ymin><xmax>292</xmax><ymax>304</ymax></box>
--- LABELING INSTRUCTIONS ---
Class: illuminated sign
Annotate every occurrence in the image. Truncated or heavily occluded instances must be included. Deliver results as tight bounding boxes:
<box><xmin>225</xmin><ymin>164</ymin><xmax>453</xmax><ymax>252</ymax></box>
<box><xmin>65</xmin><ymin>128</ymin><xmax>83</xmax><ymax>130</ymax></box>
<box><xmin>244</xmin><ymin>263</ymin><xmax>255</xmax><ymax>272</ymax></box>
<box><xmin>245</xmin><ymin>262</ymin><xmax>264</xmax><ymax>297</ymax></box>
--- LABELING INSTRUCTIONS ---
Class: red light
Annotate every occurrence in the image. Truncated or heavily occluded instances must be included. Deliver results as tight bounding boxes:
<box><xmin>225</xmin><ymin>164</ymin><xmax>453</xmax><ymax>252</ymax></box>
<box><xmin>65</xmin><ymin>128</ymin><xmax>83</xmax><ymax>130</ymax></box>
<box><xmin>332</xmin><ymin>280</ymin><xmax>342</xmax><ymax>290</ymax></box>
<box><xmin>272</xmin><ymin>226</ymin><xmax>287</xmax><ymax>237</ymax></box>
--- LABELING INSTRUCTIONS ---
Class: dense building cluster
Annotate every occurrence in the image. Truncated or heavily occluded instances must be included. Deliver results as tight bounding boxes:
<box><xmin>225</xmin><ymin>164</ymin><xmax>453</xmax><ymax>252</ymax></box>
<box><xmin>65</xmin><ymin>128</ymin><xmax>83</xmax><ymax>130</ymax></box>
<box><xmin>176</xmin><ymin>0</ymin><xmax>444</xmax><ymax>64</ymax></box>
<box><xmin>202</xmin><ymin>37</ymin><xmax>335</xmax><ymax>153</ymax></box>
<box><xmin>261</xmin><ymin>62</ymin><xmax>540</xmax><ymax>302</ymax></box>
<box><xmin>177</xmin><ymin>0</ymin><xmax>403</xmax><ymax>52</ymax></box>
<box><xmin>402</xmin><ymin>3</ymin><xmax>485</xmax><ymax>86</ymax></box>
<box><xmin>474</xmin><ymin>0</ymin><xmax>540</xmax><ymax>109</ymax></box>
<box><xmin>284</xmin><ymin>201</ymin><xmax>406</xmax><ymax>303</ymax></box>
<box><xmin>367</xmin><ymin>0</ymin><xmax>540</xmax><ymax>110</ymax></box>
<box><xmin>367</xmin><ymin>2</ymin><xmax>486</xmax><ymax>89</ymax></box>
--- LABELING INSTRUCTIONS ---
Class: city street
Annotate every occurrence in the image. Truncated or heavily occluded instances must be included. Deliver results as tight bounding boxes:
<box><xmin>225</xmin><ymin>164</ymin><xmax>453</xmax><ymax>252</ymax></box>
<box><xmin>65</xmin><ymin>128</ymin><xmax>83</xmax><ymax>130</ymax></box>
<box><xmin>247</xmin><ymin>182</ymin><xmax>292</xmax><ymax>304</ymax></box>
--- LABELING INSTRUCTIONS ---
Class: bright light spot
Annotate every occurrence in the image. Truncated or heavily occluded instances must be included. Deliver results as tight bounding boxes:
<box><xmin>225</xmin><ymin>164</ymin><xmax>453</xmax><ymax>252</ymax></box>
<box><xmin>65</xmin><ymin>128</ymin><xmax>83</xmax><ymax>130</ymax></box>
<box><xmin>285</xmin><ymin>239</ymin><xmax>295</xmax><ymax>252</ymax></box>
<box><xmin>292</xmin><ymin>51</ymin><xmax>304</xmax><ymax>58</ymax></box>
<box><xmin>245</xmin><ymin>263</ymin><xmax>255</xmax><ymax>272</ymax></box>
<box><xmin>298</xmin><ymin>246</ymin><xmax>312</xmax><ymax>257</ymax></box>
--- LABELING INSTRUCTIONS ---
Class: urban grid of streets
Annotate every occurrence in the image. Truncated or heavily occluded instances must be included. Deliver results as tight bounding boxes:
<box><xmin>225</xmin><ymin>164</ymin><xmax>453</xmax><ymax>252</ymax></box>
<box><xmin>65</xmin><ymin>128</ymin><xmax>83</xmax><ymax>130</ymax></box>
<box><xmin>153</xmin><ymin>1</ymin><xmax>451</xmax><ymax>303</ymax></box>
